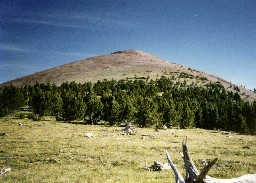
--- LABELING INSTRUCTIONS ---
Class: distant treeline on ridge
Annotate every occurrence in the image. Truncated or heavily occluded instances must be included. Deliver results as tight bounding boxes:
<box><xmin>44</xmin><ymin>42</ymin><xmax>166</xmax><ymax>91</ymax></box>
<box><xmin>0</xmin><ymin>76</ymin><xmax>255</xmax><ymax>134</ymax></box>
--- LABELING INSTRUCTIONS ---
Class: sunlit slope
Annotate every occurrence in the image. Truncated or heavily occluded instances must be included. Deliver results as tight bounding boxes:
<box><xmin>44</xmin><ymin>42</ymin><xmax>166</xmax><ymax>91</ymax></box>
<box><xmin>1</xmin><ymin>49</ymin><xmax>255</xmax><ymax>101</ymax></box>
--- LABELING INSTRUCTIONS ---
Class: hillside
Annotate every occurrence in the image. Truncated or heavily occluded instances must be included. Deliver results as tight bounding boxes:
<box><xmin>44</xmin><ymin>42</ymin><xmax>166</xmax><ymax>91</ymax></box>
<box><xmin>1</xmin><ymin>49</ymin><xmax>255</xmax><ymax>101</ymax></box>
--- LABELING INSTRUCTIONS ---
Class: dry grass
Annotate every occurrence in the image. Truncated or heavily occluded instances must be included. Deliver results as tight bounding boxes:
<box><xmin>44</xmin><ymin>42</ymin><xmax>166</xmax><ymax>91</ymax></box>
<box><xmin>0</xmin><ymin>117</ymin><xmax>256</xmax><ymax>183</ymax></box>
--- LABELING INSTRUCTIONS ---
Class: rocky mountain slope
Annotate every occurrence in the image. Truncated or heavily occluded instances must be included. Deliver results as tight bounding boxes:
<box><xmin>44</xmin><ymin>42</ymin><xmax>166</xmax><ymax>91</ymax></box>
<box><xmin>1</xmin><ymin>49</ymin><xmax>255</xmax><ymax>101</ymax></box>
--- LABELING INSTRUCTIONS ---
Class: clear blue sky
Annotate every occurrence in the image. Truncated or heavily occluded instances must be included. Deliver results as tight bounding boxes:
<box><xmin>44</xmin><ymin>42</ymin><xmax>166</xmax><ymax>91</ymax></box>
<box><xmin>1</xmin><ymin>0</ymin><xmax>255</xmax><ymax>90</ymax></box>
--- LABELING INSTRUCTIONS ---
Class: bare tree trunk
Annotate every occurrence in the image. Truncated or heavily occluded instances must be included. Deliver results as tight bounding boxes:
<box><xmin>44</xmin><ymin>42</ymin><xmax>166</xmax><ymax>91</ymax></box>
<box><xmin>166</xmin><ymin>139</ymin><xmax>256</xmax><ymax>183</ymax></box>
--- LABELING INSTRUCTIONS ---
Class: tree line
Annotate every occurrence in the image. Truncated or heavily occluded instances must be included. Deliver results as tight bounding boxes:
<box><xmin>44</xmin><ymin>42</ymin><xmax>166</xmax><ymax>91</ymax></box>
<box><xmin>0</xmin><ymin>76</ymin><xmax>255</xmax><ymax>134</ymax></box>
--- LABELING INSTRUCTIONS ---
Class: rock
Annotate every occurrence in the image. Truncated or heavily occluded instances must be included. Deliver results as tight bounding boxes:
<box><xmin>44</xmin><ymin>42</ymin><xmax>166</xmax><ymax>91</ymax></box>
<box><xmin>0</xmin><ymin>132</ymin><xmax>7</xmax><ymax>136</ymax></box>
<box><xmin>153</xmin><ymin>161</ymin><xmax>171</xmax><ymax>171</ymax></box>
<box><xmin>0</xmin><ymin>167</ymin><xmax>11</xmax><ymax>176</ymax></box>
<box><xmin>84</xmin><ymin>133</ymin><xmax>94</xmax><ymax>138</ymax></box>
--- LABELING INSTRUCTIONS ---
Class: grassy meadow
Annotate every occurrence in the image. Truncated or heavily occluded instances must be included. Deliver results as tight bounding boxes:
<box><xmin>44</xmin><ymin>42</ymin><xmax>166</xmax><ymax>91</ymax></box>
<box><xmin>0</xmin><ymin>117</ymin><xmax>255</xmax><ymax>183</ymax></box>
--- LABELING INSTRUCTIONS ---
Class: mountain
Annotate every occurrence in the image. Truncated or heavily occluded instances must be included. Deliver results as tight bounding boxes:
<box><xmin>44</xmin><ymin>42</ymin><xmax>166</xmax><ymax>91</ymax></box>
<box><xmin>1</xmin><ymin>49</ymin><xmax>255</xmax><ymax>101</ymax></box>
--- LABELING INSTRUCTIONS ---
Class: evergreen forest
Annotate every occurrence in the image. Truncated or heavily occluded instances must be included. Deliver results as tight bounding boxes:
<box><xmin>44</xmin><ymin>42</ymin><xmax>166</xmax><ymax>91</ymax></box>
<box><xmin>0</xmin><ymin>76</ymin><xmax>255</xmax><ymax>134</ymax></box>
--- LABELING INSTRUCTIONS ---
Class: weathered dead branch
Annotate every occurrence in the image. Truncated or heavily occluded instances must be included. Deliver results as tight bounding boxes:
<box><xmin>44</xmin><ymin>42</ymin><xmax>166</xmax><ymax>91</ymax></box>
<box><xmin>166</xmin><ymin>139</ymin><xmax>256</xmax><ymax>183</ymax></box>
<box><xmin>124</xmin><ymin>123</ymin><xmax>136</xmax><ymax>135</ymax></box>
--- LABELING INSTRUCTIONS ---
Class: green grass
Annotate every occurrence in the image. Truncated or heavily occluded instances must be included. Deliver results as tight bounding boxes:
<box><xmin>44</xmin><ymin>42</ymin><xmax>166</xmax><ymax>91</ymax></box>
<box><xmin>0</xmin><ymin>117</ymin><xmax>255</xmax><ymax>182</ymax></box>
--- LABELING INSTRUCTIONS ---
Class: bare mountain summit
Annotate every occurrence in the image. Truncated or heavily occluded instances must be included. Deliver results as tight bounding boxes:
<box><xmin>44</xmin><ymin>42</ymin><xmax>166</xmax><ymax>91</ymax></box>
<box><xmin>1</xmin><ymin>49</ymin><xmax>255</xmax><ymax>101</ymax></box>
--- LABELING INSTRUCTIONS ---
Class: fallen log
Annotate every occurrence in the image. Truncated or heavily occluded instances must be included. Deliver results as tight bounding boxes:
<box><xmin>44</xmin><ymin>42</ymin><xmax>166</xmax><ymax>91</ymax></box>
<box><xmin>166</xmin><ymin>138</ymin><xmax>256</xmax><ymax>183</ymax></box>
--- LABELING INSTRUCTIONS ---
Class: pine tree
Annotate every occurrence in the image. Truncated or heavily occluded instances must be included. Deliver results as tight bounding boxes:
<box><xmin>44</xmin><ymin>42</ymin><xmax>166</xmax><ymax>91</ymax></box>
<box><xmin>61</xmin><ymin>90</ymin><xmax>86</xmax><ymax>121</ymax></box>
<box><xmin>86</xmin><ymin>95</ymin><xmax>103</xmax><ymax>124</ymax></box>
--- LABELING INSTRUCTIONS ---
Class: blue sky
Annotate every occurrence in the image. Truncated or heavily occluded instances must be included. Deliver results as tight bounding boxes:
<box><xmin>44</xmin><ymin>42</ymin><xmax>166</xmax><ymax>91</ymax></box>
<box><xmin>0</xmin><ymin>0</ymin><xmax>255</xmax><ymax>90</ymax></box>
